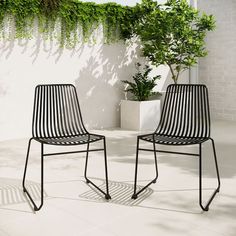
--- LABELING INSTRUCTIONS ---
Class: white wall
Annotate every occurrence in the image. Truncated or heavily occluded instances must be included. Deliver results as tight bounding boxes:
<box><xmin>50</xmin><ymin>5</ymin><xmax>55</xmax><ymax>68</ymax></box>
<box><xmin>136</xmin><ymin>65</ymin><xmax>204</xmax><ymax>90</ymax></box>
<box><xmin>198</xmin><ymin>0</ymin><xmax>236</xmax><ymax>121</ymax></box>
<box><xmin>0</xmin><ymin>0</ymin><xmax>185</xmax><ymax>141</ymax></box>
<box><xmin>0</xmin><ymin>29</ymin><xmax>143</xmax><ymax>140</ymax></box>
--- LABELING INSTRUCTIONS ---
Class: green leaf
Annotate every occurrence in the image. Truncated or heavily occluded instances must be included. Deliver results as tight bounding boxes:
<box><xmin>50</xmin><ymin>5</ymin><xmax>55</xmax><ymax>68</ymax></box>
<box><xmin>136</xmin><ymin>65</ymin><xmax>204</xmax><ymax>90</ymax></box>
<box><xmin>0</xmin><ymin>0</ymin><xmax>135</xmax><ymax>47</ymax></box>
<box><xmin>122</xmin><ymin>63</ymin><xmax>161</xmax><ymax>101</ymax></box>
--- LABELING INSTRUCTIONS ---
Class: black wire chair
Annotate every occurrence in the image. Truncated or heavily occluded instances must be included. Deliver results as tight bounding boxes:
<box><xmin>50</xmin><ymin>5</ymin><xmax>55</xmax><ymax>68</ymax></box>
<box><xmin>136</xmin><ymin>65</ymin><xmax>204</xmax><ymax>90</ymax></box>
<box><xmin>22</xmin><ymin>84</ymin><xmax>111</xmax><ymax>211</ymax></box>
<box><xmin>132</xmin><ymin>84</ymin><xmax>220</xmax><ymax>211</ymax></box>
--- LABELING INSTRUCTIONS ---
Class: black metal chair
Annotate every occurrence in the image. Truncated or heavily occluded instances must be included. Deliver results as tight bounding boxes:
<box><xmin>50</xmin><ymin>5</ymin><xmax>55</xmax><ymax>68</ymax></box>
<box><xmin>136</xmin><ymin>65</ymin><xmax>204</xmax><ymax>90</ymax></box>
<box><xmin>23</xmin><ymin>84</ymin><xmax>111</xmax><ymax>211</ymax></box>
<box><xmin>132</xmin><ymin>84</ymin><xmax>220</xmax><ymax>211</ymax></box>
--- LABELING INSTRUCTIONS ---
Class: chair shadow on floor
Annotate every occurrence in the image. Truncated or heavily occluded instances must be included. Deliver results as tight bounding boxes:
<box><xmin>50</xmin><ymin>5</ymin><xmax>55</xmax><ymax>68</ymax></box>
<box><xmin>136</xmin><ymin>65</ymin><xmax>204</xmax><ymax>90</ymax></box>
<box><xmin>78</xmin><ymin>178</ymin><xmax>208</xmax><ymax>214</ymax></box>
<box><xmin>79</xmin><ymin>178</ymin><xmax>153</xmax><ymax>206</ymax></box>
<box><xmin>0</xmin><ymin>177</ymin><xmax>211</xmax><ymax>214</ymax></box>
<box><xmin>0</xmin><ymin>178</ymin><xmax>47</xmax><ymax>213</ymax></box>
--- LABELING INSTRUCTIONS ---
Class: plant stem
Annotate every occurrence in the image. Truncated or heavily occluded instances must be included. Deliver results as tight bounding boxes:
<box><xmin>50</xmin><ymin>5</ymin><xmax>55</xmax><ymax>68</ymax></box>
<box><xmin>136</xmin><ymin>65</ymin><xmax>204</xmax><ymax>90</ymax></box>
<box><xmin>168</xmin><ymin>64</ymin><xmax>177</xmax><ymax>84</ymax></box>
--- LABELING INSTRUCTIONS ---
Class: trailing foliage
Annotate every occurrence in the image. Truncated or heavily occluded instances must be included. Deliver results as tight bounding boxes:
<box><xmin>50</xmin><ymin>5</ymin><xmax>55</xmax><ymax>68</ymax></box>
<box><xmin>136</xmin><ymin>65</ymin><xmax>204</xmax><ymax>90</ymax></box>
<box><xmin>0</xmin><ymin>0</ymin><xmax>137</xmax><ymax>47</ymax></box>
<box><xmin>134</xmin><ymin>0</ymin><xmax>216</xmax><ymax>84</ymax></box>
<box><xmin>122</xmin><ymin>62</ymin><xmax>161</xmax><ymax>101</ymax></box>
<box><xmin>41</xmin><ymin>0</ymin><xmax>61</xmax><ymax>12</ymax></box>
<box><xmin>0</xmin><ymin>0</ymin><xmax>215</xmax><ymax>59</ymax></box>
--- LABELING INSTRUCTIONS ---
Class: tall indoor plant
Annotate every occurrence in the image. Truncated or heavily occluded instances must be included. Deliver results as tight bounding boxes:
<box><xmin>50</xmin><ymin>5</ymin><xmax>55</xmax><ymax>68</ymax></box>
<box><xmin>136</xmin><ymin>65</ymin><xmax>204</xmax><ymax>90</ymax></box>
<box><xmin>134</xmin><ymin>0</ymin><xmax>216</xmax><ymax>84</ymax></box>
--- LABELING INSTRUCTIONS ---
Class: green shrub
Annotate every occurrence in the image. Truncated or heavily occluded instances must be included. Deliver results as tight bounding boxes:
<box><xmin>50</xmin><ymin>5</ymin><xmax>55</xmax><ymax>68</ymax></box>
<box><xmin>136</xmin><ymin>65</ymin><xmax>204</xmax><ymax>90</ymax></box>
<box><xmin>122</xmin><ymin>63</ymin><xmax>161</xmax><ymax>101</ymax></box>
<box><xmin>134</xmin><ymin>0</ymin><xmax>216</xmax><ymax>84</ymax></box>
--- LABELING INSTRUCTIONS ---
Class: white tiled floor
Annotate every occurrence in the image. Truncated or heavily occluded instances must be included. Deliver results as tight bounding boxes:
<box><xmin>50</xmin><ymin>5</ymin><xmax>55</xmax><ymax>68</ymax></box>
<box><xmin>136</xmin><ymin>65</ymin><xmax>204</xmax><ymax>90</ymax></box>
<box><xmin>0</xmin><ymin>120</ymin><xmax>236</xmax><ymax>236</ymax></box>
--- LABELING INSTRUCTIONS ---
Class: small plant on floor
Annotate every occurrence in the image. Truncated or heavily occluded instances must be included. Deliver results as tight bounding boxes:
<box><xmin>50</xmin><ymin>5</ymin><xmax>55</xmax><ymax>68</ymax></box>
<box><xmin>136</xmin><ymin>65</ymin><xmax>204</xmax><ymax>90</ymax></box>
<box><xmin>122</xmin><ymin>62</ymin><xmax>161</xmax><ymax>101</ymax></box>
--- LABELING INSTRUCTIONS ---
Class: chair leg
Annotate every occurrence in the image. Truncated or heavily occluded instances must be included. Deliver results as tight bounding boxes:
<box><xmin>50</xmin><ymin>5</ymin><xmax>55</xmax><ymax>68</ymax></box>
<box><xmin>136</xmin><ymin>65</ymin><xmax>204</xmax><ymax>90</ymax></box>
<box><xmin>103</xmin><ymin>137</ymin><xmax>111</xmax><ymax>199</ymax></box>
<box><xmin>84</xmin><ymin>142</ymin><xmax>90</xmax><ymax>183</ymax></box>
<box><xmin>210</xmin><ymin>138</ymin><xmax>221</xmax><ymax>192</ymax></box>
<box><xmin>132</xmin><ymin>137</ymin><xmax>158</xmax><ymax>199</ymax></box>
<box><xmin>84</xmin><ymin>138</ymin><xmax>111</xmax><ymax>200</ymax></box>
<box><xmin>152</xmin><ymin>141</ymin><xmax>158</xmax><ymax>183</ymax></box>
<box><xmin>22</xmin><ymin>140</ymin><xmax>44</xmax><ymax>211</ymax></box>
<box><xmin>199</xmin><ymin>141</ymin><xmax>220</xmax><ymax>211</ymax></box>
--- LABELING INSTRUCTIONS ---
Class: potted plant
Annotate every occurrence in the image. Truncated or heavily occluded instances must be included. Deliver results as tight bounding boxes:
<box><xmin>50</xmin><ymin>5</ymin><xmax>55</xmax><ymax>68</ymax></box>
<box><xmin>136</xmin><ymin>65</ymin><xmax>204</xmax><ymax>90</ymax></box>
<box><xmin>120</xmin><ymin>62</ymin><xmax>161</xmax><ymax>131</ymax></box>
<box><xmin>134</xmin><ymin>0</ymin><xmax>216</xmax><ymax>84</ymax></box>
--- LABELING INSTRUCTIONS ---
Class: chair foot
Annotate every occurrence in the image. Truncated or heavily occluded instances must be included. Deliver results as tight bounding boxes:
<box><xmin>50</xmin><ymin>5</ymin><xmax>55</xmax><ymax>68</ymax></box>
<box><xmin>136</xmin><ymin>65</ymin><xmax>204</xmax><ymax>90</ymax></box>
<box><xmin>85</xmin><ymin>177</ymin><xmax>110</xmax><ymax>200</ymax></box>
<box><xmin>200</xmin><ymin>186</ymin><xmax>220</xmax><ymax>211</ymax></box>
<box><xmin>132</xmin><ymin>177</ymin><xmax>157</xmax><ymax>200</ymax></box>
<box><xmin>23</xmin><ymin>187</ymin><xmax>43</xmax><ymax>211</ymax></box>
<box><xmin>200</xmin><ymin>205</ymin><xmax>209</xmax><ymax>211</ymax></box>
<box><xmin>105</xmin><ymin>194</ymin><xmax>111</xmax><ymax>200</ymax></box>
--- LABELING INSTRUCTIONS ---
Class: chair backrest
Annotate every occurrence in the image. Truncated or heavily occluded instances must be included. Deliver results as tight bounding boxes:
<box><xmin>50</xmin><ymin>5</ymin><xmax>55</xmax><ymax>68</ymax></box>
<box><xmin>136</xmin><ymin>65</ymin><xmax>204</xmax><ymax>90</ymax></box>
<box><xmin>32</xmin><ymin>84</ymin><xmax>88</xmax><ymax>138</ymax></box>
<box><xmin>156</xmin><ymin>84</ymin><xmax>211</xmax><ymax>138</ymax></box>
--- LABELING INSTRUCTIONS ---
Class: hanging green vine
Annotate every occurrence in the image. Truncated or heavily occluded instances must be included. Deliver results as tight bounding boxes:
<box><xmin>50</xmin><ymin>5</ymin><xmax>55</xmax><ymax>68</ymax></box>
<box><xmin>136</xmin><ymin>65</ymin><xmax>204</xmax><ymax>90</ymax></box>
<box><xmin>0</xmin><ymin>0</ymin><xmax>137</xmax><ymax>47</ymax></box>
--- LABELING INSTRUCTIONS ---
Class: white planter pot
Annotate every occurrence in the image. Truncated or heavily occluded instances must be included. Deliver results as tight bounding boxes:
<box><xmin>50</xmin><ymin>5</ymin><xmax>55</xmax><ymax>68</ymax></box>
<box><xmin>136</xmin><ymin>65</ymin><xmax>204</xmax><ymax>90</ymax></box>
<box><xmin>120</xmin><ymin>99</ymin><xmax>161</xmax><ymax>131</ymax></box>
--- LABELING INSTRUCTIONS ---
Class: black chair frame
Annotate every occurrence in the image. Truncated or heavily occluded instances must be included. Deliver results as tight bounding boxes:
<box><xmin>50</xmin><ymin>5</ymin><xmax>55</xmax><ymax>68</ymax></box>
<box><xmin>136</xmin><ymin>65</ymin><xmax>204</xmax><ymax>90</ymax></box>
<box><xmin>131</xmin><ymin>84</ymin><xmax>220</xmax><ymax>211</ymax></box>
<box><xmin>22</xmin><ymin>84</ymin><xmax>111</xmax><ymax>211</ymax></box>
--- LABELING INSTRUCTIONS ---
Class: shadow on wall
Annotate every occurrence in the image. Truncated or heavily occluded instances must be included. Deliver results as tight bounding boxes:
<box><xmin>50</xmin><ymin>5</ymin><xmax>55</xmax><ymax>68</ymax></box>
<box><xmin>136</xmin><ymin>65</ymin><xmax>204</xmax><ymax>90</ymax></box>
<box><xmin>75</xmin><ymin>41</ymin><xmax>140</xmax><ymax>129</ymax></box>
<box><xmin>0</xmin><ymin>30</ymin><xmax>67</xmax><ymax>63</ymax></box>
<box><xmin>0</xmin><ymin>26</ymin><xmax>142</xmax><ymax>140</ymax></box>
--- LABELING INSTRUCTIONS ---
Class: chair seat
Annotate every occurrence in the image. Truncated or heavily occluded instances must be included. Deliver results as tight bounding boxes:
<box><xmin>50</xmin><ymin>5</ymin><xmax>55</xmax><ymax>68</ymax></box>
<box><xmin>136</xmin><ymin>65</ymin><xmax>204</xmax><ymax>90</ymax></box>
<box><xmin>140</xmin><ymin>133</ymin><xmax>209</xmax><ymax>145</ymax></box>
<box><xmin>34</xmin><ymin>134</ymin><xmax>104</xmax><ymax>146</ymax></box>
